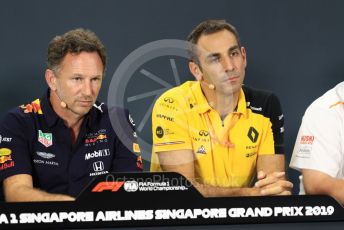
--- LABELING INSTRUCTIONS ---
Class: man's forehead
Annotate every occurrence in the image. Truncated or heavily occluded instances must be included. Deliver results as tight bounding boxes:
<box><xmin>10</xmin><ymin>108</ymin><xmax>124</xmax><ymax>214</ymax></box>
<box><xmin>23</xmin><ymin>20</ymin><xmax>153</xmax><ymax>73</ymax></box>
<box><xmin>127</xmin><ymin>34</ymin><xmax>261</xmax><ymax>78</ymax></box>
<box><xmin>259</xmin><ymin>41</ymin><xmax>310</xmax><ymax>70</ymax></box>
<box><xmin>196</xmin><ymin>30</ymin><xmax>239</xmax><ymax>53</ymax></box>
<box><xmin>59</xmin><ymin>52</ymin><xmax>104</xmax><ymax>72</ymax></box>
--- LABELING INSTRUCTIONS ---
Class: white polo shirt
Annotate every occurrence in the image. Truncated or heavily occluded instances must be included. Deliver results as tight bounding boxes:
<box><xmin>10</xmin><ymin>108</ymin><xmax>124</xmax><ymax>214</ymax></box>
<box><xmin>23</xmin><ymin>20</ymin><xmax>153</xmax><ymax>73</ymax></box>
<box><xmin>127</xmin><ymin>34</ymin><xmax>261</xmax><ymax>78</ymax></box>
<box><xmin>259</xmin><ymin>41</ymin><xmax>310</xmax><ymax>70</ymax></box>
<box><xmin>290</xmin><ymin>82</ymin><xmax>344</xmax><ymax>183</ymax></box>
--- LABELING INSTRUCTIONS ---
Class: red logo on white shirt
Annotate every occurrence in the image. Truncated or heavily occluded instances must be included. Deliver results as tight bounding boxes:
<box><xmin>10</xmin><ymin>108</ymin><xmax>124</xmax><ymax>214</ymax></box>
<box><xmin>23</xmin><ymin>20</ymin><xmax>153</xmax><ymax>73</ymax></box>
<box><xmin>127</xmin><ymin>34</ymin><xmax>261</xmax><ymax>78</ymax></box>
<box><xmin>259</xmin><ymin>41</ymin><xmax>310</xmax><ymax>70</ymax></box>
<box><xmin>300</xmin><ymin>135</ymin><xmax>314</xmax><ymax>145</ymax></box>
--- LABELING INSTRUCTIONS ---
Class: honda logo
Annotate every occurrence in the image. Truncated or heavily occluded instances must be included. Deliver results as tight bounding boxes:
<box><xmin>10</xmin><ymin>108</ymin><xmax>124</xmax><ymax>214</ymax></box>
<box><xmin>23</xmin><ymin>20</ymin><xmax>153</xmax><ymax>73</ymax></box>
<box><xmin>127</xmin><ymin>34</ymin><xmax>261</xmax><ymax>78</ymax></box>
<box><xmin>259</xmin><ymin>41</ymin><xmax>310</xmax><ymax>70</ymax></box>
<box><xmin>93</xmin><ymin>161</ymin><xmax>104</xmax><ymax>172</ymax></box>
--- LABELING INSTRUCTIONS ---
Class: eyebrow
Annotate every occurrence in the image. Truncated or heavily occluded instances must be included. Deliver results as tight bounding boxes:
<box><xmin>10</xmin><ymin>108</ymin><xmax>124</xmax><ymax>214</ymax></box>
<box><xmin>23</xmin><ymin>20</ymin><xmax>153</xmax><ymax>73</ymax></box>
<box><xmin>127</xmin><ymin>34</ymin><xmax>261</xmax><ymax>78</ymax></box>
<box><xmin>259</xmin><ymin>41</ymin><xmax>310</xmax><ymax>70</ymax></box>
<box><xmin>71</xmin><ymin>74</ymin><xmax>102</xmax><ymax>78</ymax></box>
<box><xmin>205</xmin><ymin>45</ymin><xmax>240</xmax><ymax>61</ymax></box>
<box><xmin>229</xmin><ymin>45</ymin><xmax>240</xmax><ymax>52</ymax></box>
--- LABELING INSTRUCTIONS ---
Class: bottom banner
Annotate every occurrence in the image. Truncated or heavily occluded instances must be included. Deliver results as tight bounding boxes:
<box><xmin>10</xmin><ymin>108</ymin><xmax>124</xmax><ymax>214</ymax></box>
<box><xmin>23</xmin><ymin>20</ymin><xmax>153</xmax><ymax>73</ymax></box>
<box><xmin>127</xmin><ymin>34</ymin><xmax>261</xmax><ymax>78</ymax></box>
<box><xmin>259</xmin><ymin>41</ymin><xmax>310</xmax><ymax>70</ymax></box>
<box><xmin>0</xmin><ymin>172</ymin><xmax>343</xmax><ymax>229</ymax></box>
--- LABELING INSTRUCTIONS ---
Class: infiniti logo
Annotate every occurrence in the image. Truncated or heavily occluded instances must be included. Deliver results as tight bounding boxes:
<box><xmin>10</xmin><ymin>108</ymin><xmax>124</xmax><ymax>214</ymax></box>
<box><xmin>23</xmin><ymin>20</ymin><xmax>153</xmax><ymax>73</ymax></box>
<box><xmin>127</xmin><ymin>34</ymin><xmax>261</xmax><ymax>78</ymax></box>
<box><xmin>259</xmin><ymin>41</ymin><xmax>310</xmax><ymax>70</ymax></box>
<box><xmin>199</xmin><ymin>130</ymin><xmax>209</xmax><ymax>136</ymax></box>
<box><xmin>163</xmin><ymin>97</ymin><xmax>174</xmax><ymax>103</ymax></box>
<box><xmin>93</xmin><ymin>161</ymin><xmax>104</xmax><ymax>172</ymax></box>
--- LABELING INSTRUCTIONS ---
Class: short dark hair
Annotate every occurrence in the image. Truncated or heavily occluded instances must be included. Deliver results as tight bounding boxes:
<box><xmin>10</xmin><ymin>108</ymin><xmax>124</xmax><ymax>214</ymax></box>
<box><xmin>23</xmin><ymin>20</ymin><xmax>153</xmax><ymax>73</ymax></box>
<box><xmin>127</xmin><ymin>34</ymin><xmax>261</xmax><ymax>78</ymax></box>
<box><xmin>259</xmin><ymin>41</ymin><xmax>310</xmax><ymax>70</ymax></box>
<box><xmin>47</xmin><ymin>28</ymin><xmax>107</xmax><ymax>74</ymax></box>
<box><xmin>187</xmin><ymin>19</ymin><xmax>241</xmax><ymax>64</ymax></box>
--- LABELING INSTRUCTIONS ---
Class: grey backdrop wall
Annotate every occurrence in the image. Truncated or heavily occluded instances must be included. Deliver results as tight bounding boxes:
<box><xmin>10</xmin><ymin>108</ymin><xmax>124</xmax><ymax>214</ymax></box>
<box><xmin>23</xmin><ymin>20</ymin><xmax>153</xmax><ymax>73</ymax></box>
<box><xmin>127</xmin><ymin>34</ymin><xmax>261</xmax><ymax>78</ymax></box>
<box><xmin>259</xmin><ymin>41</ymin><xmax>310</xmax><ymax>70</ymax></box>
<box><xmin>1</xmin><ymin>0</ymin><xmax>343</xmax><ymax>195</ymax></box>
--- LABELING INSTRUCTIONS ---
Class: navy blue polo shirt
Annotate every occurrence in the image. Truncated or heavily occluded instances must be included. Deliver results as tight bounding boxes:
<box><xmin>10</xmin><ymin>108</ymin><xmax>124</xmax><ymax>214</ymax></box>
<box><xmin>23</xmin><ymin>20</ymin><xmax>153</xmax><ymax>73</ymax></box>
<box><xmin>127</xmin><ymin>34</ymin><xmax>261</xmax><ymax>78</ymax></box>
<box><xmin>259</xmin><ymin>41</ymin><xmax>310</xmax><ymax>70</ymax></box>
<box><xmin>0</xmin><ymin>90</ymin><xmax>143</xmax><ymax>197</ymax></box>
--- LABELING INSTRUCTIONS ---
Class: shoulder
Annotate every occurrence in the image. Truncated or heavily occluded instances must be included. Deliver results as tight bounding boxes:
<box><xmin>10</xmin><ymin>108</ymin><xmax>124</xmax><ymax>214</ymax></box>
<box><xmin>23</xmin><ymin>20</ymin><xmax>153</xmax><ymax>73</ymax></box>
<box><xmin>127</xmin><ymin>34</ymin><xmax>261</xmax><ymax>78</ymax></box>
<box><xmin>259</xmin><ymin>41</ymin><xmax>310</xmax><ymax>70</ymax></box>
<box><xmin>1</xmin><ymin>98</ymin><xmax>42</xmax><ymax>126</ymax></box>
<box><xmin>304</xmin><ymin>83</ymin><xmax>344</xmax><ymax>121</ymax></box>
<box><xmin>242</xmin><ymin>85</ymin><xmax>281</xmax><ymax>116</ymax></box>
<box><xmin>243</xmin><ymin>86</ymin><xmax>278</xmax><ymax>104</ymax></box>
<box><xmin>154</xmin><ymin>81</ymin><xmax>195</xmax><ymax>108</ymax></box>
<box><xmin>92</xmin><ymin>102</ymin><xmax>135</xmax><ymax>131</ymax></box>
<box><xmin>92</xmin><ymin>102</ymin><xmax>130</xmax><ymax>121</ymax></box>
<box><xmin>92</xmin><ymin>102</ymin><xmax>127</xmax><ymax>115</ymax></box>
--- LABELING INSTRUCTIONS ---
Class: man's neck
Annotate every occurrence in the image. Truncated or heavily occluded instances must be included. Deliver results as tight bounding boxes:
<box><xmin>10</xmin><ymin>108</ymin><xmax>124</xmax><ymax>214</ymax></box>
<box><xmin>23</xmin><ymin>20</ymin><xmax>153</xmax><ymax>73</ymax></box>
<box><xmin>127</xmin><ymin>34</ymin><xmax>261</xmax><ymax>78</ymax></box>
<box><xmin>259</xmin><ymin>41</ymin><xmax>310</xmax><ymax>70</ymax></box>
<box><xmin>49</xmin><ymin>92</ymin><xmax>84</xmax><ymax>143</ymax></box>
<box><xmin>200</xmin><ymin>84</ymin><xmax>240</xmax><ymax>119</ymax></box>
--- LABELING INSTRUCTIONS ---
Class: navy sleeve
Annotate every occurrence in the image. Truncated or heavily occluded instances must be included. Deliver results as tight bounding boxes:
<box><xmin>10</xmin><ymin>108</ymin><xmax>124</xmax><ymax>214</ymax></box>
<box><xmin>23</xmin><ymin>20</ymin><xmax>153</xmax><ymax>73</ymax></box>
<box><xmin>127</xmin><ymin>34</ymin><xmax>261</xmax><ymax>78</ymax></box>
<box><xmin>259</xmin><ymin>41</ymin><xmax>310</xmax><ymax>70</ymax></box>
<box><xmin>0</xmin><ymin>108</ymin><xmax>33</xmax><ymax>181</ymax></box>
<box><xmin>109</xmin><ymin>107</ymin><xmax>143</xmax><ymax>172</ymax></box>
<box><xmin>265</xmin><ymin>94</ymin><xmax>285</xmax><ymax>154</ymax></box>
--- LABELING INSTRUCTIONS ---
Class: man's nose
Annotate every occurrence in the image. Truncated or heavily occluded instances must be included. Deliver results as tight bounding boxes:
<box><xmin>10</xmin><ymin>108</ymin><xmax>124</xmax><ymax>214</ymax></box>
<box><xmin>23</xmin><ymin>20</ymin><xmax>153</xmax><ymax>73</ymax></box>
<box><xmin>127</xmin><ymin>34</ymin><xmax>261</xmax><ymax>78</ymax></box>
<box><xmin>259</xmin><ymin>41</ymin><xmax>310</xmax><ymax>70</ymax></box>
<box><xmin>82</xmin><ymin>80</ymin><xmax>92</xmax><ymax>96</ymax></box>
<box><xmin>222</xmin><ymin>56</ymin><xmax>235</xmax><ymax>72</ymax></box>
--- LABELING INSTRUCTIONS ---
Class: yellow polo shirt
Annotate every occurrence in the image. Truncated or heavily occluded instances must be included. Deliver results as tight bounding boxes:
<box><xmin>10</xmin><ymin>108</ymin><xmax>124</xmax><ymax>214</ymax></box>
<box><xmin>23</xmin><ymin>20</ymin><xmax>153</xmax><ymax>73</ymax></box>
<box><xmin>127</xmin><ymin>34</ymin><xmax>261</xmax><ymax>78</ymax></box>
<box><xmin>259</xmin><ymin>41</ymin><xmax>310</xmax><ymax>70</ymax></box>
<box><xmin>151</xmin><ymin>81</ymin><xmax>284</xmax><ymax>188</ymax></box>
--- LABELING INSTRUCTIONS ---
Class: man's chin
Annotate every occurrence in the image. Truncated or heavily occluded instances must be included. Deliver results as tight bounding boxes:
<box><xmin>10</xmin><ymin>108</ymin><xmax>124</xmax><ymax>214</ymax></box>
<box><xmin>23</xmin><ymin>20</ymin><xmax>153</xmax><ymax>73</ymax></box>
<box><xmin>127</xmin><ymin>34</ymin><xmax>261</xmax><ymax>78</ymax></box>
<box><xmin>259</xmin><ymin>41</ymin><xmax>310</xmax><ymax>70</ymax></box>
<box><xmin>221</xmin><ymin>85</ymin><xmax>241</xmax><ymax>96</ymax></box>
<box><xmin>70</xmin><ymin>107</ymin><xmax>92</xmax><ymax>117</ymax></box>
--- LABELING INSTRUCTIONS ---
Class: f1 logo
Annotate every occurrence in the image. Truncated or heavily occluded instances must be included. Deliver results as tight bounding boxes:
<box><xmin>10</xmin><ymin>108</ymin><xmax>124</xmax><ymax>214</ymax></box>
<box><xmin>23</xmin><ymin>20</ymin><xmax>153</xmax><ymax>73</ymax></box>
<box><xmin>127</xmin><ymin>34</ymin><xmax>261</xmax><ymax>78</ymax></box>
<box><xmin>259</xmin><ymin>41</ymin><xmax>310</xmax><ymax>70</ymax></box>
<box><xmin>93</xmin><ymin>161</ymin><xmax>104</xmax><ymax>172</ymax></box>
<box><xmin>92</xmin><ymin>181</ymin><xmax>124</xmax><ymax>192</ymax></box>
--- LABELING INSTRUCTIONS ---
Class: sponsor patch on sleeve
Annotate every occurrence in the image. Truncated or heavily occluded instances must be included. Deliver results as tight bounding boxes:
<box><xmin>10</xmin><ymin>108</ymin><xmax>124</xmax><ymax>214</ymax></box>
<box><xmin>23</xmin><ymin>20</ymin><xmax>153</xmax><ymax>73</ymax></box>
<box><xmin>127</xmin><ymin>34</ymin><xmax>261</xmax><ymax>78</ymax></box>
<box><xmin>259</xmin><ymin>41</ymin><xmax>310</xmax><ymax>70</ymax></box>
<box><xmin>136</xmin><ymin>156</ymin><xmax>143</xmax><ymax>169</ymax></box>
<box><xmin>19</xmin><ymin>99</ymin><xmax>43</xmax><ymax>114</ymax></box>
<box><xmin>133</xmin><ymin>143</ymin><xmax>141</xmax><ymax>153</ymax></box>
<box><xmin>296</xmin><ymin>135</ymin><xmax>315</xmax><ymax>158</ymax></box>
<box><xmin>0</xmin><ymin>148</ymin><xmax>14</xmax><ymax>170</ymax></box>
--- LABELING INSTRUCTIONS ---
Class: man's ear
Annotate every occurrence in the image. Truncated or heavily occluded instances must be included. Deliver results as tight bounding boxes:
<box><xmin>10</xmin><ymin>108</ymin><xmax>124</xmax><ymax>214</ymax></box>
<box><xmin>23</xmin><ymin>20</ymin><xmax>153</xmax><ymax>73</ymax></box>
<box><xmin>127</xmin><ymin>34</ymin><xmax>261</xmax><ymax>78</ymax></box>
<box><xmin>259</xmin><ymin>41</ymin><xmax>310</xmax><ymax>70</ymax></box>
<box><xmin>45</xmin><ymin>69</ymin><xmax>57</xmax><ymax>91</ymax></box>
<box><xmin>188</xmin><ymin>61</ymin><xmax>203</xmax><ymax>81</ymax></box>
<box><xmin>241</xmin><ymin>46</ymin><xmax>247</xmax><ymax>68</ymax></box>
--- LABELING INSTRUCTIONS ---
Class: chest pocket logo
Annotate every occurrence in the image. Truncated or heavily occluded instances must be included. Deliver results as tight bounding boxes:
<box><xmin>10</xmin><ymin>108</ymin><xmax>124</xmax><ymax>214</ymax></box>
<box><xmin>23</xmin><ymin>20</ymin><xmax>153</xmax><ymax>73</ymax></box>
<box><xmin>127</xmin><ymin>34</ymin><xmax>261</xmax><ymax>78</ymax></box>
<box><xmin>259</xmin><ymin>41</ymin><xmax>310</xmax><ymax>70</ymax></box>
<box><xmin>247</xmin><ymin>127</ymin><xmax>259</xmax><ymax>143</ymax></box>
<box><xmin>38</xmin><ymin>130</ymin><xmax>53</xmax><ymax>147</ymax></box>
<box><xmin>93</xmin><ymin>161</ymin><xmax>105</xmax><ymax>172</ymax></box>
<box><xmin>199</xmin><ymin>130</ymin><xmax>209</xmax><ymax>136</ymax></box>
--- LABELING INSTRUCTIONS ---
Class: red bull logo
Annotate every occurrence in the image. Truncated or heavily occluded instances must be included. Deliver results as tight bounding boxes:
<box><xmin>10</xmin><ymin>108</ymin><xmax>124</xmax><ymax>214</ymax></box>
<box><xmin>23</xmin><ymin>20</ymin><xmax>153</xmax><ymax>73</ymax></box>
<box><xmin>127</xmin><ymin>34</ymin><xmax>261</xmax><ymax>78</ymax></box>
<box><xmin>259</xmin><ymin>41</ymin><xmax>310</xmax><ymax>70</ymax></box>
<box><xmin>0</xmin><ymin>148</ymin><xmax>12</xmax><ymax>164</ymax></box>
<box><xmin>85</xmin><ymin>134</ymin><xmax>107</xmax><ymax>144</ymax></box>
<box><xmin>0</xmin><ymin>148</ymin><xmax>14</xmax><ymax>170</ymax></box>
<box><xmin>20</xmin><ymin>99</ymin><xmax>43</xmax><ymax>114</ymax></box>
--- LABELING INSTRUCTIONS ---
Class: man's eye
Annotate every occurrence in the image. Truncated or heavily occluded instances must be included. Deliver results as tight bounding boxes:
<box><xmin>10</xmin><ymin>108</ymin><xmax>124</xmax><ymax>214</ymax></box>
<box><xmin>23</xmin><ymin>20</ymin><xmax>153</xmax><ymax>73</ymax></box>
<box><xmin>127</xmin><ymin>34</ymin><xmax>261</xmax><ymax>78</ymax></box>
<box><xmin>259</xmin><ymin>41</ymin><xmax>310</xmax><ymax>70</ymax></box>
<box><xmin>209</xmin><ymin>57</ymin><xmax>220</xmax><ymax>63</ymax></box>
<box><xmin>231</xmin><ymin>51</ymin><xmax>239</xmax><ymax>57</ymax></box>
<box><xmin>73</xmin><ymin>77</ymin><xmax>82</xmax><ymax>81</ymax></box>
<box><xmin>92</xmin><ymin>77</ymin><xmax>101</xmax><ymax>82</ymax></box>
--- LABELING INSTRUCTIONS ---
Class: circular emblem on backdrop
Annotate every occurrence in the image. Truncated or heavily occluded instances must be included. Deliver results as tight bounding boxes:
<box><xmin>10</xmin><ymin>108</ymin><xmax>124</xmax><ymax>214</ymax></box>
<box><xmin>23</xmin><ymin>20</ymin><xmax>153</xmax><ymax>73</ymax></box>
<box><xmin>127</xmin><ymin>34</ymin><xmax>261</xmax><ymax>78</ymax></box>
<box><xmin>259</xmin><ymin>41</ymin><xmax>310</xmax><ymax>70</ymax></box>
<box><xmin>107</xmin><ymin>39</ymin><xmax>192</xmax><ymax>162</ymax></box>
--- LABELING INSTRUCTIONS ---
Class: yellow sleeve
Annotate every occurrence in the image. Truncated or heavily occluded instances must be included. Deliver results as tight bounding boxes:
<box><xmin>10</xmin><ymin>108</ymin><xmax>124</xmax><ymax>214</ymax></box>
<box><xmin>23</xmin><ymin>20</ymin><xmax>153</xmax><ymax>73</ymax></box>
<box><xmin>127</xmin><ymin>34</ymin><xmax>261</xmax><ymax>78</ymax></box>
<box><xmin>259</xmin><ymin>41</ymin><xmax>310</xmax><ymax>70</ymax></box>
<box><xmin>152</xmin><ymin>92</ymin><xmax>192</xmax><ymax>152</ymax></box>
<box><xmin>257</xmin><ymin>119</ymin><xmax>275</xmax><ymax>155</ymax></box>
<box><xmin>150</xmin><ymin>91</ymin><xmax>193</xmax><ymax>171</ymax></box>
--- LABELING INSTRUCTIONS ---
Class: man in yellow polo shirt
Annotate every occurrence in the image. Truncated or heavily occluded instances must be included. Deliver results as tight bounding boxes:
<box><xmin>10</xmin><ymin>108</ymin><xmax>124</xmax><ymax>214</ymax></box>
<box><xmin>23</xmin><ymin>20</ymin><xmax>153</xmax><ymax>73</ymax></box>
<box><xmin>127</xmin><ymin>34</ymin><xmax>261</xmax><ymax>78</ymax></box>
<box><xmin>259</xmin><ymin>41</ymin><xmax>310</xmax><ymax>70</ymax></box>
<box><xmin>151</xmin><ymin>19</ymin><xmax>293</xmax><ymax>197</ymax></box>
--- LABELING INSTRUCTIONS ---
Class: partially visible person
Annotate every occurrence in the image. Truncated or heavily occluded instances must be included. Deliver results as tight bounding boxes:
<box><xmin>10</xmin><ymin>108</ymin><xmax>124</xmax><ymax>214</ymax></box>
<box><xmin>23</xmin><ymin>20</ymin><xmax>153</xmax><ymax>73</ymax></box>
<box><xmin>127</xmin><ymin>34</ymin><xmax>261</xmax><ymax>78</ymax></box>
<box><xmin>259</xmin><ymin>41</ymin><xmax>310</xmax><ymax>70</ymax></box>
<box><xmin>290</xmin><ymin>82</ymin><xmax>344</xmax><ymax>204</ymax></box>
<box><xmin>0</xmin><ymin>28</ymin><xmax>142</xmax><ymax>202</ymax></box>
<box><xmin>150</xmin><ymin>19</ymin><xmax>292</xmax><ymax>197</ymax></box>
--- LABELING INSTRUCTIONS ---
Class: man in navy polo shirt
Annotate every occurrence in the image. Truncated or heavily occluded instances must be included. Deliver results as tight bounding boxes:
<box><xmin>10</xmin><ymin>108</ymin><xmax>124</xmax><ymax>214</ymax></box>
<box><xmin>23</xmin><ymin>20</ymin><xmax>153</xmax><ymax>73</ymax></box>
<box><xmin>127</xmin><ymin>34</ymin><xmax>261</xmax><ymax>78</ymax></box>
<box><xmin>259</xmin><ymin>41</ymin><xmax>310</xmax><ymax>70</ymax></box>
<box><xmin>0</xmin><ymin>28</ymin><xmax>143</xmax><ymax>202</ymax></box>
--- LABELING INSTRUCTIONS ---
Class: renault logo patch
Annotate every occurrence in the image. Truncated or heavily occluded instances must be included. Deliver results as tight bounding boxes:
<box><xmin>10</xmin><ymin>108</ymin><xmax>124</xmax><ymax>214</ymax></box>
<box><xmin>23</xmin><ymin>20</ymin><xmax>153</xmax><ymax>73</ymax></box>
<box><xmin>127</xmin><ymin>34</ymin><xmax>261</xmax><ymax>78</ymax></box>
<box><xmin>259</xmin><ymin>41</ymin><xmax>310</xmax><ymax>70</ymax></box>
<box><xmin>247</xmin><ymin>127</ymin><xmax>259</xmax><ymax>143</ymax></box>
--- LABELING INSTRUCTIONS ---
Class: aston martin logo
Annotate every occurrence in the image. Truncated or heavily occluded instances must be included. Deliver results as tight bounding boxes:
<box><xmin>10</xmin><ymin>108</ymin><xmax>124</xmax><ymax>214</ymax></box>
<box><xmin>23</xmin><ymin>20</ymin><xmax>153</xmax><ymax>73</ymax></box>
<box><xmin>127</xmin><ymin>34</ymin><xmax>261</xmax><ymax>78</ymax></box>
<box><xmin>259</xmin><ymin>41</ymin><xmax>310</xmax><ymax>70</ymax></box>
<box><xmin>36</xmin><ymin>151</ymin><xmax>55</xmax><ymax>159</ymax></box>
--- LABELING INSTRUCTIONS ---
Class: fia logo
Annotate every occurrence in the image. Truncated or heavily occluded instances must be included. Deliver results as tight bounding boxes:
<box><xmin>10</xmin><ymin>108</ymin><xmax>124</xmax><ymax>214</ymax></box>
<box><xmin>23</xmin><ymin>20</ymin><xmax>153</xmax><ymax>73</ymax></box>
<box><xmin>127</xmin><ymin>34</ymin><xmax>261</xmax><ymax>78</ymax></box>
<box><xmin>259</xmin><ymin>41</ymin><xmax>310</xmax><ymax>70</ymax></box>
<box><xmin>93</xmin><ymin>161</ymin><xmax>104</xmax><ymax>172</ymax></box>
<box><xmin>124</xmin><ymin>181</ymin><xmax>139</xmax><ymax>192</ymax></box>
